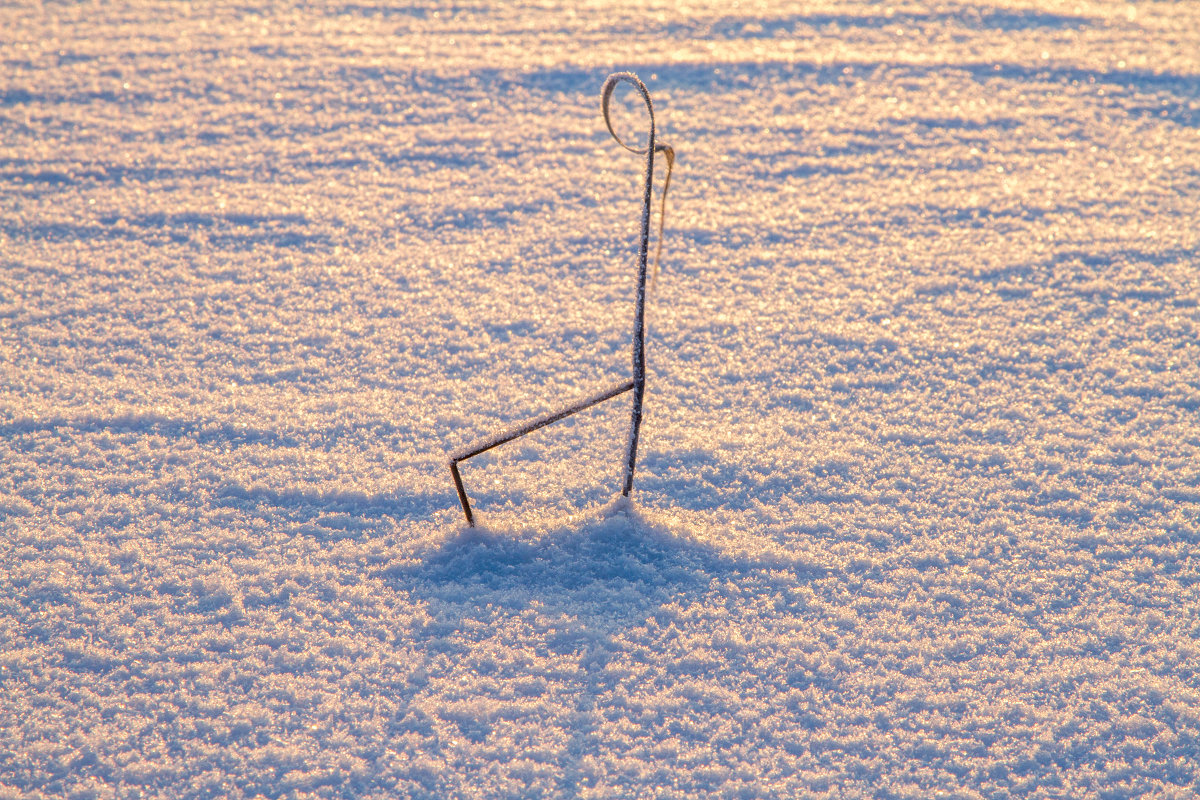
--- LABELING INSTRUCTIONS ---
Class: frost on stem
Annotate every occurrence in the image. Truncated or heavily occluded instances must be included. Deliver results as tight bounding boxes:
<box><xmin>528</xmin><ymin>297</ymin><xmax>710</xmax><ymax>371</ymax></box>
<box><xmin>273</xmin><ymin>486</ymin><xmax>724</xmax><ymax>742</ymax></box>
<box><xmin>448</xmin><ymin>71</ymin><xmax>676</xmax><ymax>527</ymax></box>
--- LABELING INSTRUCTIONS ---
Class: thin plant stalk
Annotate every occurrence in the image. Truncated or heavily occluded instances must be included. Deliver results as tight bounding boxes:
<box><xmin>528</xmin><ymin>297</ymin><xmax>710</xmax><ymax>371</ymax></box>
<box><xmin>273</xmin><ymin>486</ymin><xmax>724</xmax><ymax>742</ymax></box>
<box><xmin>448</xmin><ymin>71</ymin><xmax>673</xmax><ymax>526</ymax></box>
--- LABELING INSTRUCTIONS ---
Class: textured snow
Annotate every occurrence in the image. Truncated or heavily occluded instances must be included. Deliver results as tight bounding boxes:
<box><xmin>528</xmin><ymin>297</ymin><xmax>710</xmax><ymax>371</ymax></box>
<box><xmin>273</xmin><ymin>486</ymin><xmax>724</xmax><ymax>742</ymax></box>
<box><xmin>2</xmin><ymin>1</ymin><xmax>1199</xmax><ymax>798</ymax></box>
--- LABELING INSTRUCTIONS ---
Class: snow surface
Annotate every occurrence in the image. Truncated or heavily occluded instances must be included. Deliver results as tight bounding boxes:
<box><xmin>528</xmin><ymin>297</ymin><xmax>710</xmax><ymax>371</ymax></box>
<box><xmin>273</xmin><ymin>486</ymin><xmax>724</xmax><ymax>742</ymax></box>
<box><xmin>2</xmin><ymin>1</ymin><xmax>1199</xmax><ymax>798</ymax></box>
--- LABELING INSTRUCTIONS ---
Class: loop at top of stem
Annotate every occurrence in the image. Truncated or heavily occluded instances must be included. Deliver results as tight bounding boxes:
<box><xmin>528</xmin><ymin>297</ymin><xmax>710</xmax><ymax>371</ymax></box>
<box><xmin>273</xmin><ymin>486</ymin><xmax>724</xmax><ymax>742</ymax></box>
<box><xmin>601</xmin><ymin>72</ymin><xmax>656</xmax><ymax>155</ymax></box>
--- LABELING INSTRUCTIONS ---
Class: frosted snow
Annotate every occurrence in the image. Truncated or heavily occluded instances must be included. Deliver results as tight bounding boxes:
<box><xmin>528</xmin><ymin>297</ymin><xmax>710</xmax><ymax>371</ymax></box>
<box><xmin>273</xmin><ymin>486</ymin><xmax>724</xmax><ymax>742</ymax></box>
<box><xmin>2</xmin><ymin>1</ymin><xmax>1199</xmax><ymax>798</ymax></box>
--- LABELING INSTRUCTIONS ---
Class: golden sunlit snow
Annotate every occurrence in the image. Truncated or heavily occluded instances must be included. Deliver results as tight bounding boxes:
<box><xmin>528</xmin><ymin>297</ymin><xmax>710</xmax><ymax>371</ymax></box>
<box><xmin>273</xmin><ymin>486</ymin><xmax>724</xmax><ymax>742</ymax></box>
<box><xmin>2</xmin><ymin>2</ymin><xmax>1198</xmax><ymax>798</ymax></box>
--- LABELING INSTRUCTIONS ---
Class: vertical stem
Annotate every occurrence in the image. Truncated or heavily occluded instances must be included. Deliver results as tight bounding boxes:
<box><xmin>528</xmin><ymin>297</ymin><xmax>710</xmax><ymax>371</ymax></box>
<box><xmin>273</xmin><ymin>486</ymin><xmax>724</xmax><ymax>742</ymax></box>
<box><xmin>614</xmin><ymin>75</ymin><xmax>656</xmax><ymax>497</ymax></box>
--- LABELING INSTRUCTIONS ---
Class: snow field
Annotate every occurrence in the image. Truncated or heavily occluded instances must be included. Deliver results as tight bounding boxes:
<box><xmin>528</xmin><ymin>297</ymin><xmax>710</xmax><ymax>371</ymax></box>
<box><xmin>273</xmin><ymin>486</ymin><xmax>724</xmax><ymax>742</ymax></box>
<box><xmin>2</xmin><ymin>1</ymin><xmax>1199</xmax><ymax>798</ymax></box>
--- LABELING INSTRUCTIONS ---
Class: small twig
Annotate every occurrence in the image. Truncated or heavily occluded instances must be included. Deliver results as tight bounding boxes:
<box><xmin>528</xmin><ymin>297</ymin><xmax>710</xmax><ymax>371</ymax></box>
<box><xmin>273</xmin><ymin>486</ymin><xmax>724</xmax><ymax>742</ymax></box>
<box><xmin>448</xmin><ymin>72</ymin><xmax>673</xmax><ymax>527</ymax></box>
<box><xmin>449</xmin><ymin>380</ymin><xmax>635</xmax><ymax>527</ymax></box>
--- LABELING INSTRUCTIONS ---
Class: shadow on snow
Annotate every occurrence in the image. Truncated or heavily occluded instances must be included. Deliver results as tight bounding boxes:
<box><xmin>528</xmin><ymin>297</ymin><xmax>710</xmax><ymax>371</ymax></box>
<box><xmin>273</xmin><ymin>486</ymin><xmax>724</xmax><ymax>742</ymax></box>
<box><xmin>387</xmin><ymin>498</ymin><xmax>821</xmax><ymax>635</ymax></box>
<box><xmin>384</xmin><ymin>500</ymin><xmax>825</xmax><ymax>789</ymax></box>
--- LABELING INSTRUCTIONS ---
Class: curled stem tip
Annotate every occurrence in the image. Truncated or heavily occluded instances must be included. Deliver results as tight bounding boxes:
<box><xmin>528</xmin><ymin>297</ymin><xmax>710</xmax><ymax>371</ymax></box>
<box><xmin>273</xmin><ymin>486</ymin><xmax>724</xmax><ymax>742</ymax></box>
<box><xmin>601</xmin><ymin>72</ymin><xmax>675</xmax><ymax>289</ymax></box>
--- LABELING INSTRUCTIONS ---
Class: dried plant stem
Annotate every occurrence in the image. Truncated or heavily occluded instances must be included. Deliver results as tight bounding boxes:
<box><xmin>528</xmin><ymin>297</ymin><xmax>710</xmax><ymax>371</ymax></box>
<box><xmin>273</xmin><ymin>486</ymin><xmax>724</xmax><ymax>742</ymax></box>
<box><xmin>449</xmin><ymin>379</ymin><xmax>635</xmax><ymax>527</ymax></box>
<box><xmin>448</xmin><ymin>71</ymin><xmax>673</xmax><ymax>526</ymax></box>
